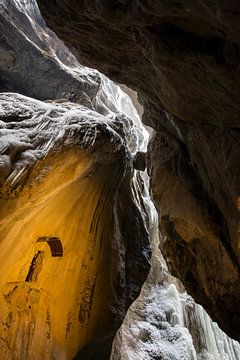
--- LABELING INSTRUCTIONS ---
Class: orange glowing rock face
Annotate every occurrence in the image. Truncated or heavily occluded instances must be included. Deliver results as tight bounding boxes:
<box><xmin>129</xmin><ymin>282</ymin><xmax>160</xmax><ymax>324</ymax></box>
<box><xmin>0</xmin><ymin>147</ymin><xmax>121</xmax><ymax>359</ymax></box>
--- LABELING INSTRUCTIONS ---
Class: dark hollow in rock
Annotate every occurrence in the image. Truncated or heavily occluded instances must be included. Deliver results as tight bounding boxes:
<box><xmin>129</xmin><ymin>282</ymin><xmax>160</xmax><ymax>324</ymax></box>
<box><xmin>133</xmin><ymin>151</ymin><xmax>146</xmax><ymax>171</ymax></box>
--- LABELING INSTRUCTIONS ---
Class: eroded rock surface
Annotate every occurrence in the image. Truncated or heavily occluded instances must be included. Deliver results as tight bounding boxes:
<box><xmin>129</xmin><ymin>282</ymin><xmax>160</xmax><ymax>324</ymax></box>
<box><xmin>36</xmin><ymin>0</ymin><xmax>240</xmax><ymax>128</ymax></box>
<box><xmin>0</xmin><ymin>0</ymin><xmax>101</xmax><ymax>104</ymax></box>
<box><xmin>148</xmin><ymin>119</ymin><xmax>240</xmax><ymax>341</ymax></box>
<box><xmin>36</xmin><ymin>0</ymin><xmax>240</xmax><ymax>340</ymax></box>
<box><xmin>111</xmin><ymin>170</ymin><xmax>240</xmax><ymax>360</ymax></box>
<box><xmin>0</xmin><ymin>93</ymin><xmax>150</xmax><ymax>359</ymax></box>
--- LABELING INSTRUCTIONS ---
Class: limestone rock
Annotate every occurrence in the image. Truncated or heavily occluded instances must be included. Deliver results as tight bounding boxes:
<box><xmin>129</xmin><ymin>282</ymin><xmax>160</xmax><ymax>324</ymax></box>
<box><xmin>0</xmin><ymin>93</ymin><xmax>150</xmax><ymax>359</ymax></box>
<box><xmin>111</xmin><ymin>173</ymin><xmax>240</xmax><ymax>360</ymax></box>
<box><xmin>0</xmin><ymin>0</ymin><xmax>101</xmax><ymax>105</ymax></box>
<box><xmin>37</xmin><ymin>0</ymin><xmax>240</xmax><ymax>128</ymax></box>
<box><xmin>36</xmin><ymin>0</ymin><xmax>240</xmax><ymax>340</ymax></box>
<box><xmin>148</xmin><ymin>118</ymin><xmax>240</xmax><ymax>341</ymax></box>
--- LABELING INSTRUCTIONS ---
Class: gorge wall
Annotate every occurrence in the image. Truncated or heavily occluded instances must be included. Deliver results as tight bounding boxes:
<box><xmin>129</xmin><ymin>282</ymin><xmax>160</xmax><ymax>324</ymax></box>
<box><xmin>1</xmin><ymin>1</ymin><xmax>240</xmax><ymax>359</ymax></box>
<box><xmin>0</xmin><ymin>92</ymin><xmax>149</xmax><ymax>359</ymax></box>
<box><xmin>37</xmin><ymin>0</ymin><xmax>240</xmax><ymax>341</ymax></box>
<box><xmin>0</xmin><ymin>2</ymin><xmax>151</xmax><ymax>357</ymax></box>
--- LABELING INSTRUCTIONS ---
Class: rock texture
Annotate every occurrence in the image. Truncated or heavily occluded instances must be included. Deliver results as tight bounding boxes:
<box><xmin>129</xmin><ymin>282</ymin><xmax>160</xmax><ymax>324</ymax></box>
<box><xmin>148</xmin><ymin>121</ymin><xmax>240</xmax><ymax>343</ymax></box>
<box><xmin>112</xmin><ymin>281</ymin><xmax>240</xmax><ymax>360</ymax></box>
<box><xmin>0</xmin><ymin>93</ymin><xmax>150</xmax><ymax>359</ymax></box>
<box><xmin>0</xmin><ymin>0</ymin><xmax>101</xmax><ymax>104</ymax></box>
<box><xmin>111</xmin><ymin>170</ymin><xmax>240</xmax><ymax>360</ymax></box>
<box><xmin>0</xmin><ymin>3</ymin><xmax>152</xmax><ymax>358</ymax></box>
<box><xmin>36</xmin><ymin>0</ymin><xmax>240</xmax><ymax>128</ymax></box>
<box><xmin>36</xmin><ymin>0</ymin><xmax>240</xmax><ymax>340</ymax></box>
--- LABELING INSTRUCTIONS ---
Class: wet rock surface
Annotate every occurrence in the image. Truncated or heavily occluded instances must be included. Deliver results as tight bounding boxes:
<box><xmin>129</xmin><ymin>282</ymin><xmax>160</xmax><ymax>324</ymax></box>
<box><xmin>36</xmin><ymin>0</ymin><xmax>240</xmax><ymax>340</ymax></box>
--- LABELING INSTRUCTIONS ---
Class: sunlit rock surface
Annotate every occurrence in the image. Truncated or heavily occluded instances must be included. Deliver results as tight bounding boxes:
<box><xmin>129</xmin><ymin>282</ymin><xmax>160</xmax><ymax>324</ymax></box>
<box><xmin>0</xmin><ymin>93</ymin><xmax>150</xmax><ymax>359</ymax></box>
<box><xmin>0</xmin><ymin>0</ymin><xmax>101</xmax><ymax>104</ymax></box>
<box><xmin>37</xmin><ymin>0</ymin><xmax>240</xmax><ymax>340</ymax></box>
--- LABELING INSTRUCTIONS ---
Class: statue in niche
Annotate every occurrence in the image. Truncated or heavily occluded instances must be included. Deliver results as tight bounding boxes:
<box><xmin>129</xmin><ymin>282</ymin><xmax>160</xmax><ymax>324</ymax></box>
<box><xmin>25</xmin><ymin>251</ymin><xmax>44</xmax><ymax>282</ymax></box>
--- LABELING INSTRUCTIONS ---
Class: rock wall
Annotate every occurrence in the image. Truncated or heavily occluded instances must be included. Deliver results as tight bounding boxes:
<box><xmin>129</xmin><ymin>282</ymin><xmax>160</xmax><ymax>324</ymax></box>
<box><xmin>0</xmin><ymin>0</ymin><xmax>101</xmax><ymax>104</ymax></box>
<box><xmin>148</xmin><ymin>121</ymin><xmax>240</xmax><ymax>342</ymax></box>
<box><xmin>110</xmin><ymin>167</ymin><xmax>240</xmax><ymax>360</ymax></box>
<box><xmin>0</xmin><ymin>93</ymin><xmax>150</xmax><ymax>359</ymax></box>
<box><xmin>36</xmin><ymin>0</ymin><xmax>240</xmax><ymax>340</ymax></box>
<box><xmin>0</xmin><ymin>3</ymin><xmax>152</xmax><ymax>358</ymax></box>
<box><xmin>1</xmin><ymin>1</ymin><xmax>240</xmax><ymax>358</ymax></box>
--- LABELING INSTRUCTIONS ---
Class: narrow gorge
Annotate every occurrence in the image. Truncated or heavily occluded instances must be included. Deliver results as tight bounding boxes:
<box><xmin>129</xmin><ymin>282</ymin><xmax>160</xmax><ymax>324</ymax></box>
<box><xmin>0</xmin><ymin>1</ymin><xmax>240</xmax><ymax>359</ymax></box>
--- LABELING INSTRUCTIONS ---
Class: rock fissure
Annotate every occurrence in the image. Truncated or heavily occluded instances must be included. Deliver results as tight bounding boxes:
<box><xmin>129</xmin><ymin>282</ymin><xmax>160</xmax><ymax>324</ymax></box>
<box><xmin>1</xmin><ymin>0</ymin><xmax>240</xmax><ymax>358</ymax></box>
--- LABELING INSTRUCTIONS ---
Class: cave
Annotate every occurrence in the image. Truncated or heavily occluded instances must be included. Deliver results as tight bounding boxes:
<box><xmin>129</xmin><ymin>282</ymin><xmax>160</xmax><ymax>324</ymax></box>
<box><xmin>0</xmin><ymin>1</ymin><xmax>240</xmax><ymax>359</ymax></box>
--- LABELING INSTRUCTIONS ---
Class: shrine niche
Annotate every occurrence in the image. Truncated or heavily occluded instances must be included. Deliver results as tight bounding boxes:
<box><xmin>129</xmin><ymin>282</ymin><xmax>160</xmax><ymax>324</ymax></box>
<box><xmin>37</xmin><ymin>237</ymin><xmax>63</xmax><ymax>257</ymax></box>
